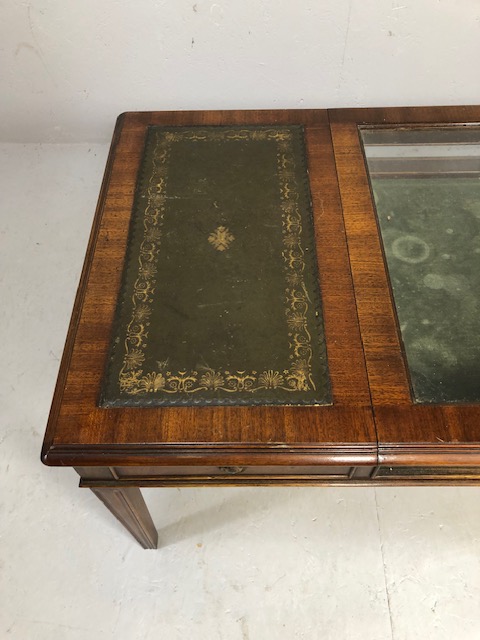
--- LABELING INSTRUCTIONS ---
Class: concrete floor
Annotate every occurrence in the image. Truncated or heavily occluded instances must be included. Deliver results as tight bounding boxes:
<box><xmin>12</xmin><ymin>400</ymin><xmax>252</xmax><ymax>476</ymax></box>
<box><xmin>1</xmin><ymin>143</ymin><xmax>480</xmax><ymax>639</ymax></box>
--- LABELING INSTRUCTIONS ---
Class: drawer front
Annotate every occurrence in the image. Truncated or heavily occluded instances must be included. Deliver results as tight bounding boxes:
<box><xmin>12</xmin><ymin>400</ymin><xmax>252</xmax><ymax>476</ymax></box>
<box><xmin>76</xmin><ymin>465</ymin><xmax>375</xmax><ymax>486</ymax></box>
<box><xmin>373</xmin><ymin>466</ymin><xmax>480</xmax><ymax>481</ymax></box>
<box><xmin>113</xmin><ymin>465</ymin><xmax>362</xmax><ymax>478</ymax></box>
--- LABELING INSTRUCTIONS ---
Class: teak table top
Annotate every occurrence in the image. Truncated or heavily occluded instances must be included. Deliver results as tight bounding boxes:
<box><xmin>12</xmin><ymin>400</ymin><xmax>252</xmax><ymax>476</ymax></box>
<box><xmin>42</xmin><ymin>107</ymin><xmax>480</xmax><ymax>476</ymax></box>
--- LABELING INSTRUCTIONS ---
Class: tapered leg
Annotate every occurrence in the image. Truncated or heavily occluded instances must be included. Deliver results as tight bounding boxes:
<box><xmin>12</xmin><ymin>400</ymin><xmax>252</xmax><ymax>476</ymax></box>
<box><xmin>90</xmin><ymin>487</ymin><xmax>158</xmax><ymax>549</ymax></box>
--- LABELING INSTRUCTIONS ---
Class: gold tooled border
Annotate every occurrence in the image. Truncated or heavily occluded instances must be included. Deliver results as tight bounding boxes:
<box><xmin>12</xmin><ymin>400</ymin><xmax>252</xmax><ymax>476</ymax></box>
<box><xmin>118</xmin><ymin>127</ymin><xmax>319</xmax><ymax>396</ymax></box>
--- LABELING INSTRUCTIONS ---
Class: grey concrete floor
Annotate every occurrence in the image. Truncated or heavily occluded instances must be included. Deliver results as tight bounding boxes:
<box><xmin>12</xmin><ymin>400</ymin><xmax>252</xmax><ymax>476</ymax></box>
<box><xmin>1</xmin><ymin>143</ymin><xmax>479</xmax><ymax>639</ymax></box>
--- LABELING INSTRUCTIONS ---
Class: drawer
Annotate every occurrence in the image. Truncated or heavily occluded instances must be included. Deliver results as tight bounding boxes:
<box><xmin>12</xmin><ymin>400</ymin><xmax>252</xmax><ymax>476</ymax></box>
<box><xmin>373</xmin><ymin>466</ymin><xmax>480</xmax><ymax>482</ymax></box>
<box><xmin>76</xmin><ymin>465</ymin><xmax>375</xmax><ymax>487</ymax></box>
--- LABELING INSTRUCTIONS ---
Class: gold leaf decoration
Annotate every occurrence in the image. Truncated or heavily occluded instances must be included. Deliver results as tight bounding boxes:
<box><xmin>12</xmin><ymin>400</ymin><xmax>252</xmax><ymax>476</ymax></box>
<box><xmin>208</xmin><ymin>226</ymin><xmax>235</xmax><ymax>252</ymax></box>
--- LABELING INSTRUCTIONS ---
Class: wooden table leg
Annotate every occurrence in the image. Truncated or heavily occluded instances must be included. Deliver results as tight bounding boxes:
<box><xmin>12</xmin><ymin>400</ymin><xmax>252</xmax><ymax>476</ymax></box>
<box><xmin>90</xmin><ymin>487</ymin><xmax>158</xmax><ymax>549</ymax></box>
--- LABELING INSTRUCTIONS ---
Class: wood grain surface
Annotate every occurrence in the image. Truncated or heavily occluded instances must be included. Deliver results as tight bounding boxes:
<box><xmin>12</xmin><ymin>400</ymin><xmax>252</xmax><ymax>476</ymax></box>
<box><xmin>42</xmin><ymin>110</ymin><xmax>376</xmax><ymax>468</ymax></box>
<box><xmin>329</xmin><ymin>105</ymin><xmax>480</xmax><ymax>466</ymax></box>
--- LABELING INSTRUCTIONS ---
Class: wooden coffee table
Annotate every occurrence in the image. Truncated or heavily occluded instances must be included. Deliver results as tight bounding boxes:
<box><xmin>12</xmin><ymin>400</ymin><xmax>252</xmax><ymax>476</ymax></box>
<box><xmin>42</xmin><ymin>107</ymin><xmax>480</xmax><ymax>548</ymax></box>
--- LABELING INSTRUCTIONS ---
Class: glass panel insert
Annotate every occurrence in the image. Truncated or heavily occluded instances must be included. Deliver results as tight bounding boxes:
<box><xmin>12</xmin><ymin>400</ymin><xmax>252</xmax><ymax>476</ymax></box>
<box><xmin>360</xmin><ymin>126</ymin><xmax>480</xmax><ymax>404</ymax></box>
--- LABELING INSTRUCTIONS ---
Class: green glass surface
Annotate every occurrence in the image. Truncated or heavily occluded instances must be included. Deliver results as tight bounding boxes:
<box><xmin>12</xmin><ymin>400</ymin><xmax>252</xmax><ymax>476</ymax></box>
<box><xmin>361</xmin><ymin>126</ymin><xmax>480</xmax><ymax>404</ymax></box>
<box><xmin>101</xmin><ymin>125</ymin><xmax>331</xmax><ymax>407</ymax></box>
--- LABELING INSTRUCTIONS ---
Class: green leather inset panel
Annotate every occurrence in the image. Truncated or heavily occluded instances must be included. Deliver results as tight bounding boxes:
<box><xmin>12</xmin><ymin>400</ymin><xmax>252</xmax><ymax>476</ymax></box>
<box><xmin>101</xmin><ymin>126</ymin><xmax>331</xmax><ymax>406</ymax></box>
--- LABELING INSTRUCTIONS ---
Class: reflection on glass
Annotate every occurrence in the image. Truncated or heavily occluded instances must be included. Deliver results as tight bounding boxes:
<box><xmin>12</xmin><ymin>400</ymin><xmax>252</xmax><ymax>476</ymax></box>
<box><xmin>360</xmin><ymin>126</ymin><xmax>480</xmax><ymax>404</ymax></box>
